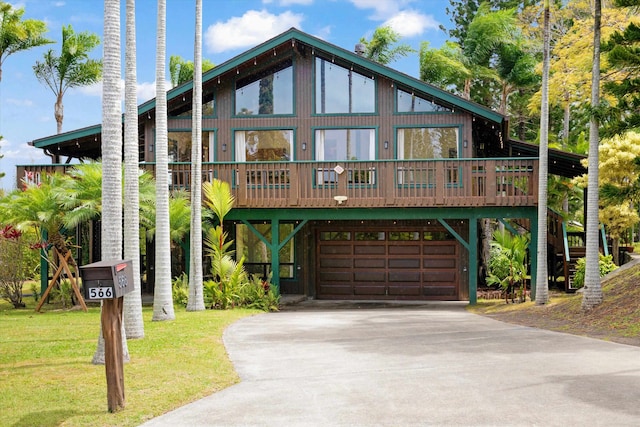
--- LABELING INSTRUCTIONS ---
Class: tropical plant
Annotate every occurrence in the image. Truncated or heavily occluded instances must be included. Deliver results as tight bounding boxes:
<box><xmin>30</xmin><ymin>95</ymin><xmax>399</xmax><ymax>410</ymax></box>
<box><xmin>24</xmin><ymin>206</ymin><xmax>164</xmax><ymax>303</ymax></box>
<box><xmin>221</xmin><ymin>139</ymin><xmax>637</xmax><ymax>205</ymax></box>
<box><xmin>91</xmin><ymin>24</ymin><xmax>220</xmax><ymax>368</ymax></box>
<box><xmin>358</xmin><ymin>26</ymin><xmax>415</xmax><ymax>65</ymax></box>
<box><xmin>172</xmin><ymin>272</ymin><xmax>189</xmax><ymax>307</ymax></box>
<box><xmin>486</xmin><ymin>229</ymin><xmax>530</xmax><ymax>303</ymax></box>
<box><xmin>33</xmin><ymin>25</ymin><xmax>102</xmax><ymax>134</ymax></box>
<box><xmin>571</xmin><ymin>254</ymin><xmax>617</xmax><ymax>289</ymax></box>
<box><xmin>0</xmin><ymin>225</ymin><xmax>36</xmax><ymax>308</ymax></box>
<box><xmin>169</xmin><ymin>54</ymin><xmax>214</xmax><ymax>88</ymax></box>
<box><xmin>152</xmin><ymin>0</ymin><xmax>175</xmax><ymax>322</ymax></box>
<box><xmin>0</xmin><ymin>1</ymin><xmax>52</xmax><ymax>82</ymax></box>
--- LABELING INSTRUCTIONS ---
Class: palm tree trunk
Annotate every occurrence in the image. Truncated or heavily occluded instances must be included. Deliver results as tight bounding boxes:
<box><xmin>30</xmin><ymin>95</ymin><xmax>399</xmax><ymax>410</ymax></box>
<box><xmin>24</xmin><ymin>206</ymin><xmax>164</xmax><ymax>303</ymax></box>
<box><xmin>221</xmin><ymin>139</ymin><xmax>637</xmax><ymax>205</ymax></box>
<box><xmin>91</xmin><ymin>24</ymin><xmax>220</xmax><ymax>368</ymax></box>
<box><xmin>123</xmin><ymin>0</ymin><xmax>145</xmax><ymax>337</ymax></box>
<box><xmin>152</xmin><ymin>0</ymin><xmax>175</xmax><ymax>321</ymax></box>
<box><xmin>535</xmin><ymin>0</ymin><xmax>551</xmax><ymax>305</ymax></box>
<box><xmin>187</xmin><ymin>0</ymin><xmax>205</xmax><ymax>311</ymax></box>
<box><xmin>582</xmin><ymin>0</ymin><xmax>603</xmax><ymax>310</ymax></box>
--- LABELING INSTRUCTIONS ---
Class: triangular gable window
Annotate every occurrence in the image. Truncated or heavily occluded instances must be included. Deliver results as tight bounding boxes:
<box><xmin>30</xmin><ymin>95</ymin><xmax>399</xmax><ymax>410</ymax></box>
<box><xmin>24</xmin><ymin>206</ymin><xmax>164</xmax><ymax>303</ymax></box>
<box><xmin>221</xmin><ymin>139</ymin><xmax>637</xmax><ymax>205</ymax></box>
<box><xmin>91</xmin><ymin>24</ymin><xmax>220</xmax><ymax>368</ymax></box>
<box><xmin>397</xmin><ymin>88</ymin><xmax>451</xmax><ymax>113</ymax></box>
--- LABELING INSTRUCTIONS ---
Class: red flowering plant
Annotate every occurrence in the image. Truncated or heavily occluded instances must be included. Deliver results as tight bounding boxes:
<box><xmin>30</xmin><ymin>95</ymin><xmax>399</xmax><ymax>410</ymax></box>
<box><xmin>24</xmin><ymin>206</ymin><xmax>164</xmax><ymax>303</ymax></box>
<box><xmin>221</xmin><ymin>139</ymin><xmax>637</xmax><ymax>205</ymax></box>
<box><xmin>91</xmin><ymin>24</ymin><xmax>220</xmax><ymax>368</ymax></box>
<box><xmin>0</xmin><ymin>225</ymin><xmax>37</xmax><ymax>308</ymax></box>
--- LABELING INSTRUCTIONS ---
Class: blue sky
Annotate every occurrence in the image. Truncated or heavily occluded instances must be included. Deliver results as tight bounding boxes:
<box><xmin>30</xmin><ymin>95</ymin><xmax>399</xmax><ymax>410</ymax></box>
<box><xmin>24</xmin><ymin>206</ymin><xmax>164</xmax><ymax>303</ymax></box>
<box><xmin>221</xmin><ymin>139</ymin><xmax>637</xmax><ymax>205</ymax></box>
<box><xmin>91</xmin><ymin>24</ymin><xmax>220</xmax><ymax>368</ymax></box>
<box><xmin>0</xmin><ymin>0</ymin><xmax>452</xmax><ymax>190</ymax></box>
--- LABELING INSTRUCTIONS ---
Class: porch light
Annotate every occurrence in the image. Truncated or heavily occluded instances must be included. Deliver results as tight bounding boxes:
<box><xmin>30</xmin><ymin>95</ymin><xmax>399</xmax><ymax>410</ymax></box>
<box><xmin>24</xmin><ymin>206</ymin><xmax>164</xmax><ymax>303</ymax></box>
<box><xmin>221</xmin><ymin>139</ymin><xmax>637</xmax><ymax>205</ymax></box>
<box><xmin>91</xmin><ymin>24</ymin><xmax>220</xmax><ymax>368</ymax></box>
<box><xmin>222</xmin><ymin>143</ymin><xmax>227</xmax><ymax>152</ymax></box>
<box><xmin>334</xmin><ymin>195</ymin><xmax>348</xmax><ymax>205</ymax></box>
<box><xmin>302</xmin><ymin>142</ymin><xmax>307</xmax><ymax>151</ymax></box>
<box><xmin>384</xmin><ymin>141</ymin><xmax>388</xmax><ymax>149</ymax></box>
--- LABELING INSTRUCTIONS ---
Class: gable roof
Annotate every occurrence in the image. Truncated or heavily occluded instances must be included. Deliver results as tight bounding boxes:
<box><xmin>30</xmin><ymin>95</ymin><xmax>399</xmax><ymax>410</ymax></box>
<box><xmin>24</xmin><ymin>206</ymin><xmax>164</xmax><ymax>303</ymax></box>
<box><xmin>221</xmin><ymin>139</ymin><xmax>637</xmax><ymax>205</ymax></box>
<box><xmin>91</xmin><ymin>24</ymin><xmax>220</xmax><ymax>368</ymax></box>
<box><xmin>30</xmin><ymin>27</ymin><xmax>506</xmax><ymax>152</ymax></box>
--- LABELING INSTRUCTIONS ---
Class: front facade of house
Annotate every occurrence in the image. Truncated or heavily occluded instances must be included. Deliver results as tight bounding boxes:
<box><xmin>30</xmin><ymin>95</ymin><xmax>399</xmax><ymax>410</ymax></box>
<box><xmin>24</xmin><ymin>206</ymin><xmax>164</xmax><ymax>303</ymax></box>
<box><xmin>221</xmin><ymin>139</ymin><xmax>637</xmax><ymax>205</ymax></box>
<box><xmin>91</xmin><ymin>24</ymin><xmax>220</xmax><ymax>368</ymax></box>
<box><xmin>20</xmin><ymin>28</ymin><xmax>585</xmax><ymax>303</ymax></box>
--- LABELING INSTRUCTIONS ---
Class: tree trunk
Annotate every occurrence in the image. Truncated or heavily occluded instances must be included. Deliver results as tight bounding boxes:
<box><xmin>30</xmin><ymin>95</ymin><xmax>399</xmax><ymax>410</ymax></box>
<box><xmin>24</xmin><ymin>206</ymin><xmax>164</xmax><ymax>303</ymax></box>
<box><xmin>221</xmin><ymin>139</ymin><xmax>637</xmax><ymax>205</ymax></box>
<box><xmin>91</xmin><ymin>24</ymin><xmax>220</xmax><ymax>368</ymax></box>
<box><xmin>152</xmin><ymin>0</ymin><xmax>175</xmax><ymax>321</ymax></box>
<box><xmin>55</xmin><ymin>93</ymin><xmax>64</xmax><ymax>134</ymax></box>
<box><xmin>188</xmin><ymin>0</ymin><xmax>205</xmax><ymax>311</ymax></box>
<box><xmin>535</xmin><ymin>0</ymin><xmax>551</xmax><ymax>305</ymax></box>
<box><xmin>123</xmin><ymin>0</ymin><xmax>145</xmax><ymax>337</ymax></box>
<box><xmin>582</xmin><ymin>0</ymin><xmax>603</xmax><ymax>310</ymax></box>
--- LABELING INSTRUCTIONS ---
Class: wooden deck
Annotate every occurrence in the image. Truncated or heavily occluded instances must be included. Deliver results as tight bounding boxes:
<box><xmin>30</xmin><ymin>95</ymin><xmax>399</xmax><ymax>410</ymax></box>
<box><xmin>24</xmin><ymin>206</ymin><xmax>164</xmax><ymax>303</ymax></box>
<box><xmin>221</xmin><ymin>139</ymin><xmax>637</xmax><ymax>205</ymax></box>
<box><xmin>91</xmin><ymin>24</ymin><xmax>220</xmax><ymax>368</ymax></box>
<box><xmin>17</xmin><ymin>158</ymin><xmax>538</xmax><ymax>209</ymax></box>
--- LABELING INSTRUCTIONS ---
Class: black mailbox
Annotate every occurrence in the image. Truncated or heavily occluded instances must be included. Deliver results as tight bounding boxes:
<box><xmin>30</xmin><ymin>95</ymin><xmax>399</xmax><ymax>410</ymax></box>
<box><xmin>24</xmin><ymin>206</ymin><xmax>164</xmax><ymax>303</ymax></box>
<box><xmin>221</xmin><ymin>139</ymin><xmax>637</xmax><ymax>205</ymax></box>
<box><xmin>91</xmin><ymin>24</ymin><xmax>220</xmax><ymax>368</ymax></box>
<box><xmin>80</xmin><ymin>260</ymin><xmax>134</xmax><ymax>301</ymax></box>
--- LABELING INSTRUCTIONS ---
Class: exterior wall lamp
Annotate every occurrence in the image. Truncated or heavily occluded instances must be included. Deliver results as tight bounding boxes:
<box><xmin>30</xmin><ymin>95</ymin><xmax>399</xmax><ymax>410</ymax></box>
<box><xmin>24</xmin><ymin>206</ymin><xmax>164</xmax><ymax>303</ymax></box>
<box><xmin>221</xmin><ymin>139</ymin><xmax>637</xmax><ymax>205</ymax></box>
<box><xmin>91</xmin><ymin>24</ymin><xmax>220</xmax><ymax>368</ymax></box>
<box><xmin>222</xmin><ymin>143</ymin><xmax>227</xmax><ymax>152</ymax></box>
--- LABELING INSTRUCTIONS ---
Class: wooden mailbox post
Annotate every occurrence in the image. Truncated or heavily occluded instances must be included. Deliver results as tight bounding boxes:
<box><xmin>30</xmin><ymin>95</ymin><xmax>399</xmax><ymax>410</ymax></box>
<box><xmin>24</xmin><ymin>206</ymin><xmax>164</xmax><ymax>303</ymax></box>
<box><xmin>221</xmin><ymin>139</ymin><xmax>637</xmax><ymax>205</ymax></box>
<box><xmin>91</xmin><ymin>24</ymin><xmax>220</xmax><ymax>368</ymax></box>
<box><xmin>80</xmin><ymin>260</ymin><xmax>133</xmax><ymax>413</ymax></box>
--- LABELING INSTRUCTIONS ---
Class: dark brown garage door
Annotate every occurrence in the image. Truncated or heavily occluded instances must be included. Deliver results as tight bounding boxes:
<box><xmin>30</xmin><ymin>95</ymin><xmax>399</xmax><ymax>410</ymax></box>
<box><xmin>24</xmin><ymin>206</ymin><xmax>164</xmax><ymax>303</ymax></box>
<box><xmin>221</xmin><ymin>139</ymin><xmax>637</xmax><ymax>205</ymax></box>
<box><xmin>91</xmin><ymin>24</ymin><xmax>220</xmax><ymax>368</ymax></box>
<box><xmin>316</xmin><ymin>227</ymin><xmax>459</xmax><ymax>300</ymax></box>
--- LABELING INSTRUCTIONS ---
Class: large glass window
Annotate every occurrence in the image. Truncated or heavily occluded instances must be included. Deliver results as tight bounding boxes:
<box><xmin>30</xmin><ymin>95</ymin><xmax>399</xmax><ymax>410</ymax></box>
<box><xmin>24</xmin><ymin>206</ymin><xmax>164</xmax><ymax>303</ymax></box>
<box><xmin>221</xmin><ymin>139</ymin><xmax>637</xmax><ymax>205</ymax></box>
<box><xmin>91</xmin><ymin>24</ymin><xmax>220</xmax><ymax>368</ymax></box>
<box><xmin>167</xmin><ymin>131</ymin><xmax>214</xmax><ymax>162</ymax></box>
<box><xmin>315</xmin><ymin>129</ymin><xmax>375</xmax><ymax>161</ymax></box>
<box><xmin>169</xmin><ymin>90</ymin><xmax>215</xmax><ymax>117</ymax></box>
<box><xmin>315</xmin><ymin>57</ymin><xmax>375</xmax><ymax>114</ymax></box>
<box><xmin>397</xmin><ymin>89</ymin><xmax>451</xmax><ymax>113</ymax></box>
<box><xmin>234</xmin><ymin>130</ymin><xmax>293</xmax><ymax>162</ymax></box>
<box><xmin>397</xmin><ymin>127</ymin><xmax>459</xmax><ymax>159</ymax></box>
<box><xmin>235</xmin><ymin>59</ymin><xmax>293</xmax><ymax>115</ymax></box>
<box><xmin>235</xmin><ymin>223</ymin><xmax>295</xmax><ymax>279</ymax></box>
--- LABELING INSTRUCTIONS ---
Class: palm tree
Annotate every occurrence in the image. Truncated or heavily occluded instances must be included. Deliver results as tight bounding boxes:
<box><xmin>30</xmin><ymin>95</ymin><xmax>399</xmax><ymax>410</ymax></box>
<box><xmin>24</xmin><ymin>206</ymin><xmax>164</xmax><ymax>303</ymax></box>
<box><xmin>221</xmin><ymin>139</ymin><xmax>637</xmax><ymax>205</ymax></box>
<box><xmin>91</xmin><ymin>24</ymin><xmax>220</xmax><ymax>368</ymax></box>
<box><xmin>535</xmin><ymin>0</ymin><xmax>551</xmax><ymax>305</ymax></box>
<box><xmin>33</xmin><ymin>25</ymin><xmax>102</xmax><ymax>135</ymax></box>
<box><xmin>358</xmin><ymin>26</ymin><xmax>414</xmax><ymax>65</ymax></box>
<box><xmin>99</xmin><ymin>2</ymin><xmax>126</xmax><ymax>401</ymax></box>
<box><xmin>152</xmin><ymin>0</ymin><xmax>175</xmax><ymax>321</ymax></box>
<box><xmin>188</xmin><ymin>0</ymin><xmax>205</xmax><ymax>311</ymax></box>
<box><xmin>123</xmin><ymin>0</ymin><xmax>144</xmax><ymax>339</ymax></box>
<box><xmin>582</xmin><ymin>0</ymin><xmax>603</xmax><ymax>310</ymax></box>
<box><xmin>0</xmin><ymin>1</ymin><xmax>52</xmax><ymax>83</ymax></box>
<box><xmin>169</xmin><ymin>54</ymin><xmax>214</xmax><ymax>88</ymax></box>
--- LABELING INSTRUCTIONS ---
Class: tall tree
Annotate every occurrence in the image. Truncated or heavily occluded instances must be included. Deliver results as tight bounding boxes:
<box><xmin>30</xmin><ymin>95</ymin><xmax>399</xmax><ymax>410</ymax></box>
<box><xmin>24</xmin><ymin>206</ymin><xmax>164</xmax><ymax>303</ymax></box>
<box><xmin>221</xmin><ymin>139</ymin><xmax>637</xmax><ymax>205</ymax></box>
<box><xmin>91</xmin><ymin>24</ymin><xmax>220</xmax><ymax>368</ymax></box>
<box><xmin>152</xmin><ymin>0</ymin><xmax>175</xmax><ymax>321</ymax></box>
<box><xmin>582</xmin><ymin>0</ymin><xmax>603</xmax><ymax>310</ymax></box>
<box><xmin>602</xmin><ymin>0</ymin><xmax>640</xmax><ymax>136</ymax></box>
<box><xmin>358</xmin><ymin>26</ymin><xmax>415</xmax><ymax>65</ymax></box>
<box><xmin>169</xmin><ymin>54</ymin><xmax>214</xmax><ymax>88</ymax></box>
<box><xmin>0</xmin><ymin>1</ymin><xmax>52</xmax><ymax>82</ymax></box>
<box><xmin>123</xmin><ymin>0</ymin><xmax>144</xmax><ymax>338</ymax></box>
<box><xmin>0</xmin><ymin>136</ymin><xmax>5</xmax><ymax>179</ymax></box>
<box><xmin>535</xmin><ymin>0</ymin><xmax>551</xmax><ymax>305</ymax></box>
<box><xmin>96</xmin><ymin>0</ymin><xmax>126</xmax><ymax>411</ymax></box>
<box><xmin>187</xmin><ymin>0</ymin><xmax>205</xmax><ymax>311</ymax></box>
<box><xmin>33</xmin><ymin>25</ymin><xmax>102</xmax><ymax>134</ymax></box>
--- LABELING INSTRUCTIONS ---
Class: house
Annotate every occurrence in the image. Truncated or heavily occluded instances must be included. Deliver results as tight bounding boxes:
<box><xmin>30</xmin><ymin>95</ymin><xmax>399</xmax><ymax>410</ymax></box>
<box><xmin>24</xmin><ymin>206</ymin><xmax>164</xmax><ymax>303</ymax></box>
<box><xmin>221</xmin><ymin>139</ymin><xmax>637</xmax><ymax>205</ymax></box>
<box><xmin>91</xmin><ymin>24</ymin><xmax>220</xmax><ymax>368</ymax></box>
<box><xmin>19</xmin><ymin>28</ymin><xmax>586</xmax><ymax>303</ymax></box>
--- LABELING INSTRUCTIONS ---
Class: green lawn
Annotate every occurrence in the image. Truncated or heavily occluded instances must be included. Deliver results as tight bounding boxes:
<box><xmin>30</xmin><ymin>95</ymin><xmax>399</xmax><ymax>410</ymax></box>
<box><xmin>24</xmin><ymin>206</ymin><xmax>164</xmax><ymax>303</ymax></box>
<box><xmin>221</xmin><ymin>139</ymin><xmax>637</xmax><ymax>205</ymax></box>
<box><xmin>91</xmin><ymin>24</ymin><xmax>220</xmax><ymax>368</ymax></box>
<box><xmin>0</xmin><ymin>298</ymin><xmax>260</xmax><ymax>427</ymax></box>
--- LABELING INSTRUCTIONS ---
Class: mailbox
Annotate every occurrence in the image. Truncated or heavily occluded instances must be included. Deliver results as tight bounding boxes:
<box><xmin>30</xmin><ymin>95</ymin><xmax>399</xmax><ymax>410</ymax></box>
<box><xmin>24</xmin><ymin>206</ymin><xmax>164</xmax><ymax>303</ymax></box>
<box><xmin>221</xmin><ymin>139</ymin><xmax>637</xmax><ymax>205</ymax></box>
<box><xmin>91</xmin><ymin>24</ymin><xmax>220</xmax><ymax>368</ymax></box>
<box><xmin>80</xmin><ymin>260</ymin><xmax>134</xmax><ymax>301</ymax></box>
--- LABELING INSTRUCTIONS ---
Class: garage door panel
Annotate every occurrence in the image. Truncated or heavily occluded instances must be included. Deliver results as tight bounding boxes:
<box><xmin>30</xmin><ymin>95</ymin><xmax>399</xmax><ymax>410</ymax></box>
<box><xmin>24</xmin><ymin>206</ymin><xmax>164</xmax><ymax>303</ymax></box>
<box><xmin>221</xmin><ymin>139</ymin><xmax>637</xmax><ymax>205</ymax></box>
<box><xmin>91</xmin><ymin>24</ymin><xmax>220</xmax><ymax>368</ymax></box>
<box><xmin>319</xmin><ymin>284</ymin><xmax>353</xmax><ymax>295</ymax></box>
<box><xmin>423</xmin><ymin>285</ymin><xmax>457</xmax><ymax>297</ymax></box>
<box><xmin>388</xmin><ymin>285</ymin><xmax>421</xmax><ymax>296</ymax></box>
<box><xmin>389</xmin><ymin>271</ymin><xmax>421</xmax><ymax>282</ymax></box>
<box><xmin>389</xmin><ymin>258</ymin><xmax>420</xmax><ymax>269</ymax></box>
<box><xmin>319</xmin><ymin>271</ymin><xmax>352</xmax><ymax>281</ymax></box>
<box><xmin>424</xmin><ymin>245</ymin><xmax>456</xmax><ymax>255</ymax></box>
<box><xmin>320</xmin><ymin>258</ymin><xmax>353</xmax><ymax>268</ymax></box>
<box><xmin>424</xmin><ymin>258</ymin><xmax>456</xmax><ymax>268</ymax></box>
<box><xmin>389</xmin><ymin>245</ymin><xmax>420</xmax><ymax>255</ymax></box>
<box><xmin>354</xmin><ymin>285</ymin><xmax>386</xmax><ymax>295</ymax></box>
<box><xmin>354</xmin><ymin>258</ymin><xmax>385</xmax><ymax>268</ymax></box>
<box><xmin>354</xmin><ymin>271</ymin><xmax>386</xmax><ymax>282</ymax></box>
<box><xmin>354</xmin><ymin>245</ymin><xmax>386</xmax><ymax>255</ymax></box>
<box><xmin>320</xmin><ymin>245</ymin><xmax>352</xmax><ymax>255</ymax></box>
<box><xmin>423</xmin><ymin>271</ymin><xmax>456</xmax><ymax>282</ymax></box>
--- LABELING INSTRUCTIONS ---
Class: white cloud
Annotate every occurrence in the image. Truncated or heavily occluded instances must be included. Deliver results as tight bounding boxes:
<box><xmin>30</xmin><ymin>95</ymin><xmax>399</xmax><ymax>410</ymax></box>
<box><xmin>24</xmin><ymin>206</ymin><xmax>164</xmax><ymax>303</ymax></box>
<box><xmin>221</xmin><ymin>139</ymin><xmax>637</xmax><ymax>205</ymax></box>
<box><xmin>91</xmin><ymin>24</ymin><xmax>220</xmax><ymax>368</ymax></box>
<box><xmin>314</xmin><ymin>25</ymin><xmax>332</xmax><ymax>40</ymax></box>
<box><xmin>349</xmin><ymin>0</ymin><xmax>412</xmax><ymax>20</ymax></box>
<box><xmin>75</xmin><ymin>80</ymin><xmax>171</xmax><ymax>104</ymax></box>
<box><xmin>204</xmin><ymin>10</ymin><xmax>304</xmax><ymax>54</ymax></box>
<box><xmin>383</xmin><ymin>10</ymin><xmax>439</xmax><ymax>38</ymax></box>
<box><xmin>5</xmin><ymin>98</ymin><xmax>34</xmax><ymax>107</ymax></box>
<box><xmin>262</xmin><ymin>0</ymin><xmax>313</xmax><ymax>5</ymax></box>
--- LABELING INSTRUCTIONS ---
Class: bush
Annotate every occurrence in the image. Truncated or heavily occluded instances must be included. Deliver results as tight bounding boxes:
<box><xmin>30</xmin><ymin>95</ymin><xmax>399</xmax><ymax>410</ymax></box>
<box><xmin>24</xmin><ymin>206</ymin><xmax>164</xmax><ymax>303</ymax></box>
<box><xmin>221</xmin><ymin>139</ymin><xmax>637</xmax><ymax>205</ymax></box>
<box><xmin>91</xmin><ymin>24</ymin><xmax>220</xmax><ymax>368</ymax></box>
<box><xmin>572</xmin><ymin>254</ymin><xmax>617</xmax><ymax>289</ymax></box>
<box><xmin>172</xmin><ymin>273</ymin><xmax>189</xmax><ymax>307</ymax></box>
<box><xmin>0</xmin><ymin>226</ymin><xmax>38</xmax><ymax>308</ymax></box>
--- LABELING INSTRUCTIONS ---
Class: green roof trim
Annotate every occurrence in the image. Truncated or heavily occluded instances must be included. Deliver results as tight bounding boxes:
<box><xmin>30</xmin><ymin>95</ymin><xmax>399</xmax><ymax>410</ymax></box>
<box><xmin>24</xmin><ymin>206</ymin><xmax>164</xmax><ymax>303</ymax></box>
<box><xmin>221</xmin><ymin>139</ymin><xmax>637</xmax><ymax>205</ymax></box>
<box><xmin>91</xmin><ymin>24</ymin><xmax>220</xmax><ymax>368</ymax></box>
<box><xmin>30</xmin><ymin>124</ymin><xmax>102</xmax><ymax>148</ymax></box>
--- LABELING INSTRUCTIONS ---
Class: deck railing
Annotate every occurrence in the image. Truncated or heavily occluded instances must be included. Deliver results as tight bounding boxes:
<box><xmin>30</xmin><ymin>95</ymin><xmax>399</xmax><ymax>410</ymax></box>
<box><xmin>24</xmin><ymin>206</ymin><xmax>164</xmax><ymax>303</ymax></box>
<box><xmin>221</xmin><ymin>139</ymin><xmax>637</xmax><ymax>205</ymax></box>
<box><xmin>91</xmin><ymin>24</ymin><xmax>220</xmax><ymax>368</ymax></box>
<box><xmin>17</xmin><ymin>158</ymin><xmax>538</xmax><ymax>208</ymax></box>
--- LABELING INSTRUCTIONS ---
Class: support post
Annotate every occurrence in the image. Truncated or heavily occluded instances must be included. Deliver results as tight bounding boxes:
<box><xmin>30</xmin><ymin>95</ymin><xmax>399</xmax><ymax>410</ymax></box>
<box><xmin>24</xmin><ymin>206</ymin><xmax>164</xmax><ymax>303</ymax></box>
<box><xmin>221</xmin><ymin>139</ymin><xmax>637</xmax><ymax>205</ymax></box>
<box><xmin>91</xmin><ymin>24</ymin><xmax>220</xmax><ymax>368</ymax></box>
<box><xmin>469</xmin><ymin>218</ymin><xmax>478</xmax><ymax>304</ymax></box>
<box><xmin>102</xmin><ymin>297</ymin><xmax>125</xmax><ymax>412</ymax></box>
<box><xmin>271</xmin><ymin>219</ymin><xmax>280</xmax><ymax>290</ymax></box>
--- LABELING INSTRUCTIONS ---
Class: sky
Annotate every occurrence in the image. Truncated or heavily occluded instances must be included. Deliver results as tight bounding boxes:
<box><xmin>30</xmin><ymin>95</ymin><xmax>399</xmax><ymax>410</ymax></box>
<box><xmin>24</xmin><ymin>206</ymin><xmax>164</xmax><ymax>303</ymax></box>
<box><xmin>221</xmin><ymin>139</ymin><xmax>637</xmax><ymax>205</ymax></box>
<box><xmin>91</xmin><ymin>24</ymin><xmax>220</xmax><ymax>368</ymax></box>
<box><xmin>0</xmin><ymin>0</ymin><xmax>452</xmax><ymax>190</ymax></box>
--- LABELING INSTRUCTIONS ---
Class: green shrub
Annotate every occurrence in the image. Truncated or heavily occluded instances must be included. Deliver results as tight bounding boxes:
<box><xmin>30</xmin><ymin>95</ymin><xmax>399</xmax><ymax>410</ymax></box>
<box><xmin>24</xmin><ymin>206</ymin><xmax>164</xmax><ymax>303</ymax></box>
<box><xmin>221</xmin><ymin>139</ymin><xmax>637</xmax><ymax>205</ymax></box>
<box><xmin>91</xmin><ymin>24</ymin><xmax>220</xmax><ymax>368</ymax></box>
<box><xmin>50</xmin><ymin>279</ymin><xmax>73</xmax><ymax>308</ymax></box>
<box><xmin>572</xmin><ymin>254</ymin><xmax>617</xmax><ymax>289</ymax></box>
<box><xmin>172</xmin><ymin>272</ymin><xmax>189</xmax><ymax>307</ymax></box>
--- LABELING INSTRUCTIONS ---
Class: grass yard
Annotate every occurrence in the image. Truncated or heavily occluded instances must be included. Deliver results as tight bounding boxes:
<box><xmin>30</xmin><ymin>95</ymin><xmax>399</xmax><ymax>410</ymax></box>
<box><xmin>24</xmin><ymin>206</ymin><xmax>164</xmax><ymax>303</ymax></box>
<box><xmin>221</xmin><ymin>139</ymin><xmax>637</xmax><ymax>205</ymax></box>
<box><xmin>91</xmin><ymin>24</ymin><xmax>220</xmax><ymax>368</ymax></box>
<box><xmin>0</xmin><ymin>298</ymin><xmax>260</xmax><ymax>427</ymax></box>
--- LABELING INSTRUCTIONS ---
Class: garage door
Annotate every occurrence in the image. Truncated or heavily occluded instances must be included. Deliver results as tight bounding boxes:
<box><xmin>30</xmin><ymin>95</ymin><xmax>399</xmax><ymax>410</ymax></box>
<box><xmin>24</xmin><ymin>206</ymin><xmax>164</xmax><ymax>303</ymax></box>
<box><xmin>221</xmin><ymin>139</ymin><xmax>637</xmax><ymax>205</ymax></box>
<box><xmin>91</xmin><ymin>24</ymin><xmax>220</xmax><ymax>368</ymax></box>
<box><xmin>316</xmin><ymin>227</ymin><xmax>460</xmax><ymax>300</ymax></box>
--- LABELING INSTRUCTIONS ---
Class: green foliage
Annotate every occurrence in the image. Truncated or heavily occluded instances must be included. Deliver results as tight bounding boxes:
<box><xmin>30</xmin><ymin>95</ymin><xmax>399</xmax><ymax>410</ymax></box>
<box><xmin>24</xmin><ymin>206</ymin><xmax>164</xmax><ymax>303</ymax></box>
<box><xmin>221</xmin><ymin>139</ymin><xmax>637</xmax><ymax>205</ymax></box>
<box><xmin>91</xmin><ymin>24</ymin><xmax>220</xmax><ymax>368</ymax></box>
<box><xmin>358</xmin><ymin>26</ymin><xmax>415</xmax><ymax>65</ymax></box>
<box><xmin>169</xmin><ymin>54</ymin><xmax>214</xmax><ymax>88</ymax></box>
<box><xmin>0</xmin><ymin>226</ymin><xmax>37</xmax><ymax>308</ymax></box>
<box><xmin>572</xmin><ymin>254</ymin><xmax>618</xmax><ymax>289</ymax></box>
<box><xmin>172</xmin><ymin>272</ymin><xmax>189</xmax><ymax>307</ymax></box>
<box><xmin>50</xmin><ymin>279</ymin><xmax>73</xmax><ymax>308</ymax></box>
<box><xmin>486</xmin><ymin>229</ymin><xmax>530</xmax><ymax>302</ymax></box>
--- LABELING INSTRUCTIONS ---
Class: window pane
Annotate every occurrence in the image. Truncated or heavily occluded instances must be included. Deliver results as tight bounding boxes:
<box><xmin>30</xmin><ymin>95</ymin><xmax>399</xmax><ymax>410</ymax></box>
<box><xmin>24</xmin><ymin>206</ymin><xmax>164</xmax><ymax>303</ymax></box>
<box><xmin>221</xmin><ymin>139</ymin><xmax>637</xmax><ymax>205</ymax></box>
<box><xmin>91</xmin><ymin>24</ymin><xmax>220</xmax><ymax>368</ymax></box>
<box><xmin>398</xmin><ymin>128</ymin><xmax>458</xmax><ymax>159</ymax></box>
<box><xmin>315</xmin><ymin>57</ymin><xmax>374</xmax><ymax>113</ymax></box>
<box><xmin>315</xmin><ymin>129</ymin><xmax>374</xmax><ymax>161</ymax></box>
<box><xmin>239</xmin><ymin>130</ymin><xmax>293</xmax><ymax>162</ymax></box>
<box><xmin>169</xmin><ymin>91</ymin><xmax>215</xmax><ymax>117</ymax></box>
<box><xmin>236</xmin><ymin>61</ymin><xmax>293</xmax><ymax>115</ymax></box>
<box><xmin>235</xmin><ymin>223</ymin><xmax>295</xmax><ymax>279</ymax></box>
<box><xmin>319</xmin><ymin>231</ymin><xmax>351</xmax><ymax>241</ymax></box>
<box><xmin>167</xmin><ymin>131</ymin><xmax>214</xmax><ymax>162</ymax></box>
<box><xmin>397</xmin><ymin>89</ymin><xmax>451</xmax><ymax>113</ymax></box>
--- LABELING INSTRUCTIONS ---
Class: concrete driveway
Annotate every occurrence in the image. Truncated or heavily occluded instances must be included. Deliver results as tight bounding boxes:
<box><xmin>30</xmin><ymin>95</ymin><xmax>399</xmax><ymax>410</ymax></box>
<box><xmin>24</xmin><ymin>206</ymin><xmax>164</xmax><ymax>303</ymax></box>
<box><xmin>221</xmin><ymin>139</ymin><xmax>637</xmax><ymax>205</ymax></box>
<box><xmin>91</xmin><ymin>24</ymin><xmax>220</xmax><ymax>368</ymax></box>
<box><xmin>141</xmin><ymin>302</ymin><xmax>640</xmax><ymax>426</ymax></box>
